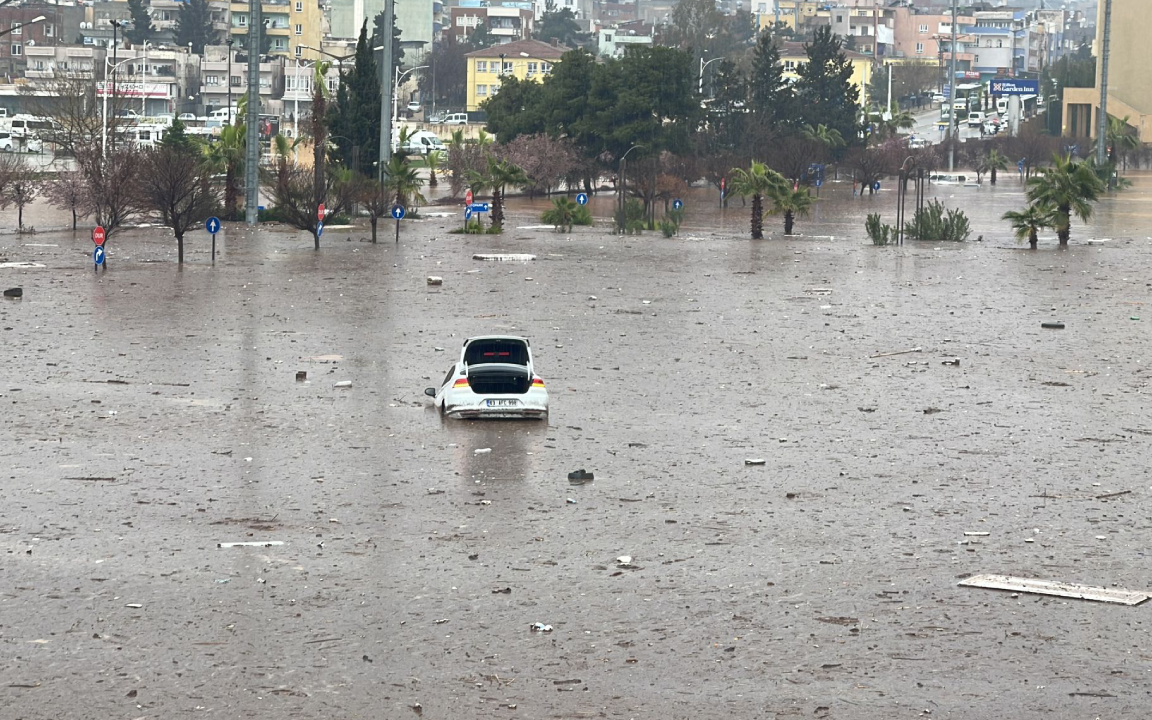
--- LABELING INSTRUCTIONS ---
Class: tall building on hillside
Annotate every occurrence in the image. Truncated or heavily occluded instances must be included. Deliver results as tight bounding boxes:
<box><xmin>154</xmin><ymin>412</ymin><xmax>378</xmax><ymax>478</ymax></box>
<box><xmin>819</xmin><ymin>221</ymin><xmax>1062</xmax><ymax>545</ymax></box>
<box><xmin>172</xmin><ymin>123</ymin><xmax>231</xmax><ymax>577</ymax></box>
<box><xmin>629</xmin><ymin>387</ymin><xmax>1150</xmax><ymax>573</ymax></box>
<box><xmin>329</xmin><ymin>0</ymin><xmax>441</xmax><ymax>64</ymax></box>
<box><xmin>1063</xmin><ymin>0</ymin><xmax>1152</xmax><ymax>142</ymax></box>
<box><xmin>229</xmin><ymin>0</ymin><xmax>322</xmax><ymax>60</ymax></box>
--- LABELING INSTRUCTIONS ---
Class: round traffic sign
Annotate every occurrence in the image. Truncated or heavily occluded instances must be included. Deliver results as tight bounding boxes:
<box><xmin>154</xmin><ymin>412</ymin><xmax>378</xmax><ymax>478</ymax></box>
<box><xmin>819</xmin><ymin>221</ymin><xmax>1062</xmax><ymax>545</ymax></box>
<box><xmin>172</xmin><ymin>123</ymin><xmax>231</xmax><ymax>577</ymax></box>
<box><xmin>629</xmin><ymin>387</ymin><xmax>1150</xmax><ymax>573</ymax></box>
<box><xmin>205</xmin><ymin>216</ymin><xmax>221</xmax><ymax>234</ymax></box>
<box><xmin>317</xmin><ymin>203</ymin><xmax>325</xmax><ymax>221</ymax></box>
<box><xmin>465</xmin><ymin>189</ymin><xmax>474</xmax><ymax>206</ymax></box>
<box><xmin>672</xmin><ymin>198</ymin><xmax>684</xmax><ymax>210</ymax></box>
<box><xmin>465</xmin><ymin>207</ymin><xmax>473</xmax><ymax>220</ymax></box>
<box><xmin>93</xmin><ymin>226</ymin><xmax>106</xmax><ymax>247</ymax></box>
<box><xmin>391</xmin><ymin>205</ymin><xmax>406</xmax><ymax>220</ymax></box>
<box><xmin>93</xmin><ymin>246</ymin><xmax>105</xmax><ymax>265</ymax></box>
<box><xmin>576</xmin><ymin>193</ymin><xmax>588</xmax><ymax>206</ymax></box>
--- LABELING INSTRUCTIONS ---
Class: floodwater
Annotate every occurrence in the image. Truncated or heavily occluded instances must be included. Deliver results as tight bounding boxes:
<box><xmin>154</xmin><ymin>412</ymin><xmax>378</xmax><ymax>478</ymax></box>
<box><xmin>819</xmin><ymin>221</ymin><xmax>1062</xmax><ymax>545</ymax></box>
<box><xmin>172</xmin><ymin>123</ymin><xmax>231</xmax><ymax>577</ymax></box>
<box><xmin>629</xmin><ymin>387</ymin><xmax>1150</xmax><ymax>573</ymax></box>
<box><xmin>2</xmin><ymin>174</ymin><xmax>1152</xmax><ymax>719</ymax></box>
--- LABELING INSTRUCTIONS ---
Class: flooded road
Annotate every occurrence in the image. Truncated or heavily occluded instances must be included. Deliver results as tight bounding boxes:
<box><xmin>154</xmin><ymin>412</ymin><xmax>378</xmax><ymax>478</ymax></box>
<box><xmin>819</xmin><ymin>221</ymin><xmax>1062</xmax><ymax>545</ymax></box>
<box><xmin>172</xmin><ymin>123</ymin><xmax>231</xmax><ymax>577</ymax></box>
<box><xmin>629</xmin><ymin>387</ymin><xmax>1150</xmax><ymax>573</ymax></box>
<box><xmin>2</xmin><ymin>174</ymin><xmax>1152</xmax><ymax>719</ymax></box>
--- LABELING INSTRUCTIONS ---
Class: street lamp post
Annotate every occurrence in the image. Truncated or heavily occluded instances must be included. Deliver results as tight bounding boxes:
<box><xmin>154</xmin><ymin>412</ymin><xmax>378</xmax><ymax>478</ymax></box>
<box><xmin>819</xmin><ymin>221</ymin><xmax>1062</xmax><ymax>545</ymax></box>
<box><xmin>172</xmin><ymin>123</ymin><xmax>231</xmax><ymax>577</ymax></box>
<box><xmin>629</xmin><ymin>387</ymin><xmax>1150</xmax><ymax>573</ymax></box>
<box><xmin>618</xmin><ymin>143</ymin><xmax>643</xmax><ymax>229</ymax></box>
<box><xmin>139</xmin><ymin>41</ymin><xmax>150</xmax><ymax>117</ymax></box>
<box><xmin>102</xmin><ymin>55</ymin><xmax>137</xmax><ymax>159</ymax></box>
<box><xmin>391</xmin><ymin>64</ymin><xmax>428</xmax><ymax>149</ymax></box>
<box><xmin>0</xmin><ymin>14</ymin><xmax>45</xmax><ymax>40</ymax></box>
<box><xmin>946</xmin><ymin>0</ymin><xmax>958</xmax><ymax>171</ymax></box>
<box><xmin>699</xmin><ymin>56</ymin><xmax>722</xmax><ymax>97</ymax></box>
<box><xmin>226</xmin><ymin>38</ymin><xmax>234</xmax><ymax>125</ymax></box>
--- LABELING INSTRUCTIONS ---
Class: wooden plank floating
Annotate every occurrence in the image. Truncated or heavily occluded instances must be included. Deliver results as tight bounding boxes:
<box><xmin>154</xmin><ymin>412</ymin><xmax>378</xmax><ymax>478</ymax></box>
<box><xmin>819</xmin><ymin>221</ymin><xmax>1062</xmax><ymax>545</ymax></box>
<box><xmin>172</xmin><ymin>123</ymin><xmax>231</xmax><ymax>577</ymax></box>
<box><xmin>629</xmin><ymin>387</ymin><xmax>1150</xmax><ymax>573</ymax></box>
<box><xmin>960</xmin><ymin>574</ymin><xmax>1149</xmax><ymax>606</ymax></box>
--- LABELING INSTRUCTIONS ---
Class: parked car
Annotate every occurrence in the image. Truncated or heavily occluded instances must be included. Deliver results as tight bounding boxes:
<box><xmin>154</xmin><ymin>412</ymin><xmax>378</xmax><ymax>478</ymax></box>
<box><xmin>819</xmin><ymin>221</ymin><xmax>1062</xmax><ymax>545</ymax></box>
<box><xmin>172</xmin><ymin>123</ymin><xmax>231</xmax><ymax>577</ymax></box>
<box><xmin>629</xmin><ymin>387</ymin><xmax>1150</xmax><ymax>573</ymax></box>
<box><xmin>426</xmin><ymin>111</ymin><xmax>445</xmax><ymax>124</ymax></box>
<box><xmin>177</xmin><ymin>112</ymin><xmax>197</xmax><ymax>121</ymax></box>
<box><xmin>0</xmin><ymin>132</ymin><xmax>14</xmax><ymax>152</ymax></box>
<box><xmin>931</xmin><ymin>92</ymin><xmax>946</xmax><ymax>104</ymax></box>
<box><xmin>406</xmin><ymin>99</ymin><xmax>421</xmax><ymax>113</ymax></box>
<box><xmin>908</xmin><ymin>136</ymin><xmax>931</xmax><ymax>149</ymax></box>
<box><xmin>440</xmin><ymin>112</ymin><xmax>468</xmax><ymax>125</ymax></box>
<box><xmin>425</xmin><ymin>335</ymin><xmax>549</xmax><ymax>419</ymax></box>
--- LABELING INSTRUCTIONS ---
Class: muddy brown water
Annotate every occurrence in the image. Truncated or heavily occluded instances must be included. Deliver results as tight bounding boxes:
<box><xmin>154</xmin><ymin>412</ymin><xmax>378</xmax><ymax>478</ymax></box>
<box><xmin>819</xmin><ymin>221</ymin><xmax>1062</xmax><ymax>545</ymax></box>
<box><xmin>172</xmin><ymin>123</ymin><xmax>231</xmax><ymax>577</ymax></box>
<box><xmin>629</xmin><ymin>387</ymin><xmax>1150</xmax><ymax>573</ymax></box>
<box><xmin>2</xmin><ymin>176</ymin><xmax>1152</xmax><ymax>718</ymax></box>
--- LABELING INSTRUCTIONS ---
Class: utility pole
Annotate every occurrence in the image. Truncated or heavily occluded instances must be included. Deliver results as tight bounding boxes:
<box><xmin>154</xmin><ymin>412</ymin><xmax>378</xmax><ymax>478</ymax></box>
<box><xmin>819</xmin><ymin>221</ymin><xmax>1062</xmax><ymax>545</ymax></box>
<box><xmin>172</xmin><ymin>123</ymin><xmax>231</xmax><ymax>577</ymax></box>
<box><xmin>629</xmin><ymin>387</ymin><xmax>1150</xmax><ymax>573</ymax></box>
<box><xmin>947</xmin><ymin>0</ymin><xmax>958</xmax><ymax>172</ymax></box>
<box><xmin>378</xmin><ymin>0</ymin><xmax>394</xmax><ymax>181</ymax></box>
<box><xmin>226</xmin><ymin>38</ymin><xmax>234</xmax><ymax>125</ymax></box>
<box><xmin>1095</xmin><ymin>0</ymin><xmax>1112</xmax><ymax>168</ymax></box>
<box><xmin>244</xmin><ymin>0</ymin><xmax>262</xmax><ymax>225</ymax></box>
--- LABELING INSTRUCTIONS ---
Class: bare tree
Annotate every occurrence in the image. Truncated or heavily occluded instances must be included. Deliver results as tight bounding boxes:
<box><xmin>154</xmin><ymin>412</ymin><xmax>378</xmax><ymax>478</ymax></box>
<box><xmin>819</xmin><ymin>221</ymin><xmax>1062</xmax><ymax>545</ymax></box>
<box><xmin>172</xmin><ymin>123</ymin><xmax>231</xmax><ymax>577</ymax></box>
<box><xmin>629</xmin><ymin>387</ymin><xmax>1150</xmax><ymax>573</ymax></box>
<box><xmin>76</xmin><ymin>145</ymin><xmax>145</xmax><ymax>264</ymax></box>
<box><xmin>357</xmin><ymin>176</ymin><xmax>391</xmax><ymax>243</ymax></box>
<box><xmin>845</xmin><ymin>141</ymin><xmax>902</xmax><ymax>194</ymax></box>
<box><xmin>0</xmin><ymin>155</ymin><xmax>44</xmax><ymax>231</ymax></box>
<box><xmin>138</xmin><ymin>147</ymin><xmax>220</xmax><ymax>264</ymax></box>
<box><xmin>43</xmin><ymin>170</ymin><xmax>91</xmax><ymax>231</ymax></box>
<box><xmin>19</xmin><ymin>73</ymin><xmax>131</xmax><ymax>157</ymax></box>
<box><xmin>498</xmin><ymin>134</ymin><xmax>579</xmax><ymax>197</ymax></box>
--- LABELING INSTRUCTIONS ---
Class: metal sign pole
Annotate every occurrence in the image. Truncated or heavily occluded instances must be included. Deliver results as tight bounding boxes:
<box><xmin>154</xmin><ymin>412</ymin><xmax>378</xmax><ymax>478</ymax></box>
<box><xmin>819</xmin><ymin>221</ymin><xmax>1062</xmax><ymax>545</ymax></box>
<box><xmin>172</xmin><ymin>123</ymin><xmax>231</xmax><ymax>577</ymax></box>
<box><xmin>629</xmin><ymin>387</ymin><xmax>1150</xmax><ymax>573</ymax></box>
<box><xmin>244</xmin><ymin>0</ymin><xmax>262</xmax><ymax>225</ymax></box>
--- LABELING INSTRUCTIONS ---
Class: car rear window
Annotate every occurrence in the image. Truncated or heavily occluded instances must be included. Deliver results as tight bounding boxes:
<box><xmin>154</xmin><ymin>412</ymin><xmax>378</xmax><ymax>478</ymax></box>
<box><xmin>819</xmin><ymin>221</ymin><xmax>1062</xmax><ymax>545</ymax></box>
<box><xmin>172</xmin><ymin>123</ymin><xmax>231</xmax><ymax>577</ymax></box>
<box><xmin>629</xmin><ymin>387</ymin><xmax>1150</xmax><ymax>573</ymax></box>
<box><xmin>465</xmin><ymin>339</ymin><xmax>528</xmax><ymax>366</ymax></box>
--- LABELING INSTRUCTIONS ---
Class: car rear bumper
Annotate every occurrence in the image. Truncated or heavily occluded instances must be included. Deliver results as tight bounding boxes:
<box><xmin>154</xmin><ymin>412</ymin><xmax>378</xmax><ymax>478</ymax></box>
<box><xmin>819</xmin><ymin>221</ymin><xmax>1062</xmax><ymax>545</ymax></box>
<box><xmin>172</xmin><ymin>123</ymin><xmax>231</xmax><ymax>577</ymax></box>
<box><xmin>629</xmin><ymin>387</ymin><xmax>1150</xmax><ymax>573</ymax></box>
<box><xmin>443</xmin><ymin>389</ymin><xmax>548</xmax><ymax>419</ymax></box>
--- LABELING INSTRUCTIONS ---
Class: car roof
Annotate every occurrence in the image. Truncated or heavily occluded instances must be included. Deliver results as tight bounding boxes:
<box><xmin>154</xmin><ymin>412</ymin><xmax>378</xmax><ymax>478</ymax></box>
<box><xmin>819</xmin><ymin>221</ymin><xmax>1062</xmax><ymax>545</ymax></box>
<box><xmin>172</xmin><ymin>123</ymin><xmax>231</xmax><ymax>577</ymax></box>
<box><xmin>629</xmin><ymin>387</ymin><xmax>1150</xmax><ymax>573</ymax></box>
<box><xmin>464</xmin><ymin>335</ymin><xmax>528</xmax><ymax>344</ymax></box>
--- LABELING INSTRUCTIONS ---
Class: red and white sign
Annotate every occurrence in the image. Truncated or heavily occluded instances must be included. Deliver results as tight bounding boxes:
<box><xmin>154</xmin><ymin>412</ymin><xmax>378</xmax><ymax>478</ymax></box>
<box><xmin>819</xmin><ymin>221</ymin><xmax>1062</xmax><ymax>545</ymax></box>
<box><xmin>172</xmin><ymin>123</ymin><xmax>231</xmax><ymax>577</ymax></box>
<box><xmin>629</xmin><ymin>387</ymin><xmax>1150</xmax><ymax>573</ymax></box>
<box><xmin>720</xmin><ymin>177</ymin><xmax>726</xmax><ymax>191</ymax></box>
<box><xmin>93</xmin><ymin>226</ymin><xmax>106</xmax><ymax>247</ymax></box>
<box><xmin>465</xmin><ymin>189</ymin><xmax>473</xmax><ymax>206</ymax></box>
<box><xmin>317</xmin><ymin>203</ymin><xmax>325</xmax><ymax>221</ymax></box>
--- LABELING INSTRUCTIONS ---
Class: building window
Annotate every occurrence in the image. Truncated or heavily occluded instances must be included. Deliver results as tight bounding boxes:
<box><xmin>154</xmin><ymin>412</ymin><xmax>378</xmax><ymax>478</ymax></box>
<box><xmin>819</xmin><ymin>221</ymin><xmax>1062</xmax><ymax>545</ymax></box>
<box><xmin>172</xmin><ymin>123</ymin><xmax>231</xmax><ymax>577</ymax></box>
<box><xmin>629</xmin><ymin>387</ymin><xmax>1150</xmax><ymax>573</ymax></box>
<box><xmin>477</xmin><ymin>84</ymin><xmax>487</xmax><ymax>96</ymax></box>
<box><xmin>783</xmin><ymin>60</ymin><xmax>796</xmax><ymax>71</ymax></box>
<box><xmin>11</xmin><ymin>22</ymin><xmax>20</xmax><ymax>35</ymax></box>
<box><xmin>476</xmin><ymin>60</ymin><xmax>487</xmax><ymax>72</ymax></box>
<box><xmin>541</xmin><ymin>62</ymin><xmax>551</xmax><ymax>74</ymax></box>
<box><xmin>918</xmin><ymin>24</ymin><xmax>928</xmax><ymax>33</ymax></box>
<box><xmin>974</xmin><ymin>55</ymin><xmax>979</xmax><ymax>63</ymax></box>
<box><xmin>295</xmin><ymin>0</ymin><xmax>302</xmax><ymax>10</ymax></box>
<box><xmin>206</xmin><ymin>75</ymin><xmax>220</xmax><ymax>85</ymax></box>
<box><xmin>238</xmin><ymin>15</ymin><xmax>247</xmax><ymax>26</ymax></box>
<box><xmin>11</xmin><ymin>43</ymin><xmax>21</xmax><ymax>55</ymax></box>
<box><xmin>44</xmin><ymin>24</ymin><xmax>53</xmax><ymax>37</ymax></box>
<box><xmin>230</xmin><ymin>75</ymin><xmax>241</xmax><ymax>86</ymax></box>
<box><xmin>526</xmin><ymin>61</ymin><xmax>537</xmax><ymax>74</ymax></box>
<box><xmin>916</xmin><ymin>42</ymin><xmax>924</xmax><ymax>54</ymax></box>
<box><xmin>294</xmin><ymin>24</ymin><xmax>302</xmax><ymax>35</ymax></box>
<box><xmin>502</xmin><ymin>61</ymin><xmax>512</xmax><ymax>73</ymax></box>
<box><xmin>295</xmin><ymin>45</ymin><xmax>302</xmax><ymax>57</ymax></box>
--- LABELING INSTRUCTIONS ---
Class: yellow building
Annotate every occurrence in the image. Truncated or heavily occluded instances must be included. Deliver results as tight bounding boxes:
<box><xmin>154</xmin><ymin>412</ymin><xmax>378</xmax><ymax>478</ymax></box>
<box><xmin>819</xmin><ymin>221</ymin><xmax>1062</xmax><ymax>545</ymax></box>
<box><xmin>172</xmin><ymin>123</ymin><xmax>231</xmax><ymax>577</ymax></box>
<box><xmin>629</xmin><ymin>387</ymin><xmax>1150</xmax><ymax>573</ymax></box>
<box><xmin>1062</xmin><ymin>0</ymin><xmax>1152</xmax><ymax>143</ymax></box>
<box><xmin>465</xmin><ymin>39</ymin><xmax>568</xmax><ymax>112</ymax></box>
<box><xmin>778</xmin><ymin>41</ymin><xmax>874</xmax><ymax>108</ymax></box>
<box><xmin>758</xmin><ymin>1</ymin><xmax>827</xmax><ymax>33</ymax></box>
<box><xmin>229</xmin><ymin>0</ymin><xmax>321</xmax><ymax>61</ymax></box>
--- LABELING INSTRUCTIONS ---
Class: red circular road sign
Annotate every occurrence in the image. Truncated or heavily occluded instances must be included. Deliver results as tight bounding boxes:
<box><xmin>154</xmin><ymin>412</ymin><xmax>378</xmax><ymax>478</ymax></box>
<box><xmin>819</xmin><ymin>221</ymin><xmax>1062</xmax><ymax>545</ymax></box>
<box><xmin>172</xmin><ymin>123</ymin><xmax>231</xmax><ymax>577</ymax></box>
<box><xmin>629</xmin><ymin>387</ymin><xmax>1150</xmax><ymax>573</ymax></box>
<box><xmin>317</xmin><ymin>203</ymin><xmax>325</xmax><ymax>221</ymax></box>
<box><xmin>93</xmin><ymin>226</ymin><xmax>106</xmax><ymax>247</ymax></box>
<box><xmin>465</xmin><ymin>189</ymin><xmax>474</xmax><ymax>206</ymax></box>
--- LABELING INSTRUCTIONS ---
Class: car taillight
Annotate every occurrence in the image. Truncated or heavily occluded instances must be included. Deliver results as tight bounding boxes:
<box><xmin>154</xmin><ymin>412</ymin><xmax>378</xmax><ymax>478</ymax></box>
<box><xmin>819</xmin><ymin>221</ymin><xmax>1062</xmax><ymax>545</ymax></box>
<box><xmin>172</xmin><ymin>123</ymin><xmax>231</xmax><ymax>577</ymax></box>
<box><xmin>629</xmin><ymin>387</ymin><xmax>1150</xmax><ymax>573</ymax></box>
<box><xmin>531</xmin><ymin>378</ymin><xmax>545</xmax><ymax>388</ymax></box>
<box><xmin>454</xmin><ymin>378</ymin><xmax>470</xmax><ymax>388</ymax></box>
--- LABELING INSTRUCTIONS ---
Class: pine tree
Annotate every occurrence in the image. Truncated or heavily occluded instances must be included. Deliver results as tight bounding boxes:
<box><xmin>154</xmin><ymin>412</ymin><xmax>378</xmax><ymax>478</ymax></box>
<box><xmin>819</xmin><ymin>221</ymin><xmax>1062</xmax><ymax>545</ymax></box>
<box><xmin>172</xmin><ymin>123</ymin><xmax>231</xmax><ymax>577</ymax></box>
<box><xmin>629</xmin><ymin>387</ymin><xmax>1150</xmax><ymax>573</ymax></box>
<box><xmin>125</xmin><ymin>0</ymin><xmax>154</xmax><ymax>45</ymax></box>
<box><xmin>748</xmin><ymin>33</ymin><xmax>792</xmax><ymax>129</ymax></box>
<box><xmin>794</xmin><ymin>26</ymin><xmax>861</xmax><ymax>147</ymax></box>
<box><xmin>175</xmin><ymin>0</ymin><xmax>219</xmax><ymax>54</ymax></box>
<box><xmin>329</xmin><ymin>21</ymin><xmax>381</xmax><ymax>175</ymax></box>
<box><xmin>373</xmin><ymin>9</ymin><xmax>404</xmax><ymax>72</ymax></box>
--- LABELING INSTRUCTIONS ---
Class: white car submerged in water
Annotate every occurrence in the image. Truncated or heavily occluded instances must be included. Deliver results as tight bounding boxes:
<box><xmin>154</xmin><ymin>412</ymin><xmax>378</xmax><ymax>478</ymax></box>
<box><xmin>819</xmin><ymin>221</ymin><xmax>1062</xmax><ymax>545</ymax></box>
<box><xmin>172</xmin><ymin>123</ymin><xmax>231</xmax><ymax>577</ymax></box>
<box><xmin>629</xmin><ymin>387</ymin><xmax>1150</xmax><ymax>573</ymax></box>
<box><xmin>425</xmin><ymin>336</ymin><xmax>549</xmax><ymax>419</ymax></box>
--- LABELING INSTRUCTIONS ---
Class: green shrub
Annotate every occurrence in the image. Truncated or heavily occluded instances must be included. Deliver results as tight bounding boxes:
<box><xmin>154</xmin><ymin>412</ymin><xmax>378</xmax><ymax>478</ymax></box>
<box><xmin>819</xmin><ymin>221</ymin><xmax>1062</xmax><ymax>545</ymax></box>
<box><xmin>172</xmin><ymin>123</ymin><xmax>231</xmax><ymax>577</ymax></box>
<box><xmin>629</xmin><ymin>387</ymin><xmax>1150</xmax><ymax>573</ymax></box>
<box><xmin>464</xmin><ymin>219</ymin><xmax>485</xmax><ymax>234</ymax></box>
<box><xmin>613</xmin><ymin>199</ymin><xmax>645</xmax><ymax>235</ymax></box>
<box><xmin>542</xmin><ymin>197</ymin><xmax>577</xmax><ymax>232</ymax></box>
<box><xmin>573</xmin><ymin>204</ymin><xmax>593</xmax><ymax>226</ymax></box>
<box><xmin>904</xmin><ymin>200</ymin><xmax>971</xmax><ymax>242</ymax></box>
<box><xmin>865</xmin><ymin>213</ymin><xmax>897</xmax><ymax>246</ymax></box>
<box><xmin>658</xmin><ymin>219</ymin><xmax>678</xmax><ymax>237</ymax></box>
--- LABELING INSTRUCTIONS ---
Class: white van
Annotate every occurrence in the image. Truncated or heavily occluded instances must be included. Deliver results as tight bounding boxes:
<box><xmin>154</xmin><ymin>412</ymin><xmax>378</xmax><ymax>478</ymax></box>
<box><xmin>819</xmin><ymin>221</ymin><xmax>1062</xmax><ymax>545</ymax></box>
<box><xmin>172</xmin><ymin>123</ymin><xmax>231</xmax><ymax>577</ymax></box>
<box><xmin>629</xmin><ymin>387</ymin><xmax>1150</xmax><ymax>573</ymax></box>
<box><xmin>439</xmin><ymin>112</ymin><xmax>468</xmax><ymax>125</ymax></box>
<box><xmin>996</xmin><ymin>98</ymin><xmax>1008</xmax><ymax>114</ymax></box>
<box><xmin>409</xmin><ymin>130</ymin><xmax>445</xmax><ymax>155</ymax></box>
<box><xmin>968</xmin><ymin>111</ymin><xmax>986</xmax><ymax>127</ymax></box>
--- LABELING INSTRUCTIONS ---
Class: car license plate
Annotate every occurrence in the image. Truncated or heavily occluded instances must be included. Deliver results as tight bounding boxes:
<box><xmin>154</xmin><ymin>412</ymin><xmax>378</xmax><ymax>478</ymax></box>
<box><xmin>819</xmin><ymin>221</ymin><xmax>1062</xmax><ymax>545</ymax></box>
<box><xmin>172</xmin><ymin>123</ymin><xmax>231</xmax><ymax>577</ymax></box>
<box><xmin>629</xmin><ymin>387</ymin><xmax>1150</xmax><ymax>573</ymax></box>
<box><xmin>486</xmin><ymin>399</ymin><xmax>519</xmax><ymax>408</ymax></box>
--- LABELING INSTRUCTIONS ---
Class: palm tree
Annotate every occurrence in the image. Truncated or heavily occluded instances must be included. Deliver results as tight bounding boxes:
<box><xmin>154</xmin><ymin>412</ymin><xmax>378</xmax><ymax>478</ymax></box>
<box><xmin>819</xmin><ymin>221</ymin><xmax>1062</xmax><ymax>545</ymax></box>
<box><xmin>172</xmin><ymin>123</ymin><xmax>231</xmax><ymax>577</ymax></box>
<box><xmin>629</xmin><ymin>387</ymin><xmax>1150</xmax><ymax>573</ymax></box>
<box><xmin>381</xmin><ymin>154</ymin><xmax>426</xmax><ymax>209</ymax></box>
<box><xmin>206</xmin><ymin>123</ymin><xmax>245</xmax><ymax>219</ymax></box>
<box><xmin>1026</xmin><ymin>154</ymin><xmax>1105</xmax><ymax>248</ymax></box>
<box><xmin>1002</xmin><ymin>204</ymin><xmax>1052</xmax><ymax>250</ymax></box>
<box><xmin>485</xmin><ymin>156</ymin><xmax>527</xmax><ymax>231</ymax></box>
<box><xmin>769</xmin><ymin>184</ymin><xmax>815</xmax><ymax>235</ymax></box>
<box><xmin>542</xmin><ymin>196</ymin><xmax>578</xmax><ymax>232</ymax></box>
<box><xmin>985</xmin><ymin>149</ymin><xmax>1010</xmax><ymax>185</ymax></box>
<box><xmin>425</xmin><ymin>149</ymin><xmax>442</xmax><ymax>187</ymax></box>
<box><xmin>801</xmin><ymin>123</ymin><xmax>846</xmax><ymax>150</ymax></box>
<box><xmin>727</xmin><ymin>161</ymin><xmax>788</xmax><ymax>239</ymax></box>
<box><xmin>1105</xmin><ymin>115</ymin><xmax>1140</xmax><ymax>166</ymax></box>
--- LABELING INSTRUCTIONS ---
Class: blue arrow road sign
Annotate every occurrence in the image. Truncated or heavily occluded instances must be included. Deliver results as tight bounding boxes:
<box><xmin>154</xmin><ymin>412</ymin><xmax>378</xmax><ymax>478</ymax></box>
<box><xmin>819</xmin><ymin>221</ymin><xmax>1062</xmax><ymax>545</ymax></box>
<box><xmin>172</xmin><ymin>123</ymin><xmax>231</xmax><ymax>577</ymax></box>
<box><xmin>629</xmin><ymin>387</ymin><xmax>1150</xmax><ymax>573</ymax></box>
<box><xmin>391</xmin><ymin>205</ymin><xmax>406</xmax><ymax>220</ymax></box>
<box><xmin>205</xmin><ymin>216</ymin><xmax>221</xmax><ymax>234</ymax></box>
<box><xmin>465</xmin><ymin>207</ymin><xmax>473</xmax><ymax>220</ymax></box>
<box><xmin>469</xmin><ymin>203</ymin><xmax>489</xmax><ymax>213</ymax></box>
<box><xmin>576</xmin><ymin>193</ymin><xmax>588</xmax><ymax>205</ymax></box>
<box><xmin>93</xmin><ymin>246</ymin><xmax>105</xmax><ymax>266</ymax></box>
<box><xmin>672</xmin><ymin>198</ymin><xmax>684</xmax><ymax>210</ymax></box>
<box><xmin>816</xmin><ymin>178</ymin><xmax>823</xmax><ymax>188</ymax></box>
<box><xmin>316</xmin><ymin>221</ymin><xmax>324</xmax><ymax>237</ymax></box>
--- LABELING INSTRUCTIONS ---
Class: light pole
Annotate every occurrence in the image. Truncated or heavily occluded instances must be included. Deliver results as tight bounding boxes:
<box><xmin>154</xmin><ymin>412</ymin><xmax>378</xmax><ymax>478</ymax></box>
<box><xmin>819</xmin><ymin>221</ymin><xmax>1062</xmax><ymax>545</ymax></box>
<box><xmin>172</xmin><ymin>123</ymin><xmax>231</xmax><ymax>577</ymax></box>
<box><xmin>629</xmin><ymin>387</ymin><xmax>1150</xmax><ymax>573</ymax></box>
<box><xmin>618</xmin><ymin>143</ymin><xmax>643</xmax><ymax>228</ymax></box>
<box><xmin>391</xmin><ymin>64</ymin><xmax>428</xmax><ymax>149</ymax></box>
<box><xmin>139</xmin><ymin>41</ymin><xmax>150</xmax><ymax>117</ymax></box>
<box><xmin>102</xmin><ymin>55</ymin><xmax>137</xmax><ymax>159</ymax></box>
<box><xmin>0</xmin><ymin>14</ymin><xmax>45</xmax><ymax>40</ymax></box>
<box><xmin>946</xmin><ymin>0</ymin><xmax>958</xmax><ymax>171</ymax></box>
<box><xmin>293</xmin><ymin>58</ymin><xmax>315</xmax><ymax>161</ymax></box>
<box><xmin>698</xmin><ymin>56</ymin><xmax>722</xmax><ymax>97</ymax></box>
<box><xmin>226</xmin><ymin>38</ymin><xmax>234</xmax><ymax>125</ymax></box>
<box><xmin>299</xmin><ymin>44</ymin><xmax>355</xmax><ymax>70</ymax></box>
<box><xmin>1096</xmin><ymin>0</ymin><xmax>1113</xmax><ymax>168</ymax></box>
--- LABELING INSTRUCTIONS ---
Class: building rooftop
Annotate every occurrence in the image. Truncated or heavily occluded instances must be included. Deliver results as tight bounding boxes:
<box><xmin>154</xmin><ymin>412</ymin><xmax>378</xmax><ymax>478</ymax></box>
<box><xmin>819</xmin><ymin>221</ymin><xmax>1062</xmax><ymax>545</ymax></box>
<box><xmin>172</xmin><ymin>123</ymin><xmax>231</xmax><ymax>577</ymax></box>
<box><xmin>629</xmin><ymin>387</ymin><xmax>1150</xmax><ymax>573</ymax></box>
<box><xmin>465</xmin><ymin>38</ymin><xmax>569</xmax><ymax>59</ymax></box>
<box><xmin>778</xmin><ymin>41</ymin><xmax>870</xmax><ymax>60</ymax></box>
